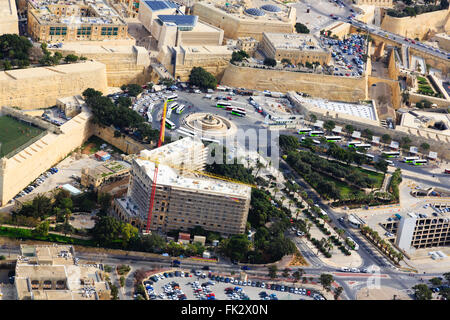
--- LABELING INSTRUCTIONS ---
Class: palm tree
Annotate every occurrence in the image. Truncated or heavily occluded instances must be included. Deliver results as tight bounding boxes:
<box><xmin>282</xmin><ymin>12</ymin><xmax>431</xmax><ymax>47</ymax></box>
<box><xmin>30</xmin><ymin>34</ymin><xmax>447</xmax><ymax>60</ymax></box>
<box><xmin>273</xmin><ymin>187</ymin><xmax>280</xmax><ymax>198</ymax></box>
<box><xmin>295</xmin><ymin>209</ymin><xmax>301</xmax><ymax>219</ymax></box>
<box><xmin>326</xmin><ymin>238</ymin><xmax>334</xmax><ymax>253</ymax></box>
<box><xmin>255</xmin><ymin>160</ymin><xmax>265</xmax><ymax>177</ymax></box>
<box><xmin>288</xmin><ymin>199</ymin><xmax>294</xmax><ymax>210</ymax></box>
<box><xmin>336</xmin><ymin>228</ymin><xmax>345</xmax><ymax>239</ymax></box>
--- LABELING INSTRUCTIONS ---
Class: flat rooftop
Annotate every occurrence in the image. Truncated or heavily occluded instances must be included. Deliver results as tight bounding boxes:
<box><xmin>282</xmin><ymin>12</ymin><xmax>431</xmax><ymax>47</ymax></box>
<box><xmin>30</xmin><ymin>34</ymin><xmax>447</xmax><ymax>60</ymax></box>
<box><xmin>295</xmin><ymin>96</ymin><xmax>377</xmax><ymax>121</ymax></box>
<box><xmin>134</xmin><ymin>158</ymin><xmax>251</xmax><ymax>198</ymax></box>
<box><xmin>28</xmin><ymin>0</ymin><xmax>126</xmax><ymax>25</ymax></box>
<box><xmin>140</xmin><ymin>136</ymin><xmax>204</xmax><ymax>163</ymax></box>
<box><xmin>181</xmin><ymin>45</ymin><xmax>233</xmax><ymax>55</ymax></box>
<box><xmin>400</xmin><ymin>111</ymin><xmax>450</xmax><ymax>137</ymax></box>
<box><xmin>264</xmin><ymin>33</ymin><xmax>327</xmax><ymax>53</ymax></box>
<box><xmin>196</xmin><ymin>0</ymin><xmax>294</xmax><ymax>22</ymax></box>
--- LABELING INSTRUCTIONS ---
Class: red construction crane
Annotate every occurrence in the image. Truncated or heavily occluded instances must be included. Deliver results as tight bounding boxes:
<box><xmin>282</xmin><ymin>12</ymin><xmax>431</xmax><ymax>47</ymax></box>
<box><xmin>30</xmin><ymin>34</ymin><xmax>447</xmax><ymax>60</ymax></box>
<box><xmin>145</xmin><ymin>98</ymin><xmax>171</xmax><ymax>234</ymax></box>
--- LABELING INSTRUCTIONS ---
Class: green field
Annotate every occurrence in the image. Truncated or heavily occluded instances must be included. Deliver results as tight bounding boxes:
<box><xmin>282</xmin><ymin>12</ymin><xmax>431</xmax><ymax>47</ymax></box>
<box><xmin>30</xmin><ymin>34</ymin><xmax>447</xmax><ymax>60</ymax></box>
<box><xmin>0</xmin><ymin>116</ymin><xmax>44</xmax><ymax>157</ymax></box>
<box><xmin>356</xmin><ymin>168</ymin><xmax>385</xmax><ymax>189</ymax></box>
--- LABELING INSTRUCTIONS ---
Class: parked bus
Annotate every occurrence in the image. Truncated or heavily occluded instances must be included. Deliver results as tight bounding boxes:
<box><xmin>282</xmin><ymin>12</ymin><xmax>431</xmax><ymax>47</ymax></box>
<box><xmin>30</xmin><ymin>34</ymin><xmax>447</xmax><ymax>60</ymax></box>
<box><xmin>382</xmin><ymin>151</ymin><xmax>400</xmax><ymax>158</ymax></box>
<box><xmin>165</xmin><ymin>119</ymin><xmax>176</xmax><ymax>130</ymax></box>
<box><xmin>169</xmin><ymin>102</ymin><xmax>178</xmax><ymax>110</ymax></box>
<box><xmin>356</xmin><ymin>144</ymin><xmax>371</xmax><ymax>149</ymax></box>
<box><xmin>347</xmin><ymin>141</ymin><xmax>361</xmax><ymax>148</ymax></box>
<box><xmin>365</xmin><ymin>154</ymin><xmax>375</xmax><ymax>161</ymax></box>
<box><xmin>216</xmin><ymin>102</ymin><xmax>232</xmax><ymax>109</ymax></box>
<box><xmin>231</xmin><ymin>107</ymin><xmax>246</xmax><ymax>117</ymax></box>
<box><xmin>413</xmin><ymin>159</ymin><xmax>427</xmax><ymax>166</ymax></box>
<box><xmin>166</xmin><ymin>94</ymin><xmax>177</xmax><ymax>101</ymax></box>
<box><xmin>298</xmin><ymin>128</ymin><xmax>312</xmax><ymax>135</ymax></box>
<box><xmin>175</xmin><ymin>105</ymin><xmax>185</xmax><ymax>114</ymax></box>
<box><xmin>309</xmin><ymin>131</ymin><xmax>324</xmax><ymax>137</ymax></box>
<box><xmin>325</xmin><ymin>136</ymin><xmax>342</xmax><ymax>142</ymax></box>
<box><xmin>385</xmin><ymin>160</ymin><xmax>394</xmax><ymax>166</ymax></box>
<box><xmin>312</xmin><ymin>139</ymin><xmax>321</xmax><ymax>145</ymax></box>
<box><xmin>403</xmin><ymin>156</ymin><xmax>419</xmax><ymax>163</ymax></box>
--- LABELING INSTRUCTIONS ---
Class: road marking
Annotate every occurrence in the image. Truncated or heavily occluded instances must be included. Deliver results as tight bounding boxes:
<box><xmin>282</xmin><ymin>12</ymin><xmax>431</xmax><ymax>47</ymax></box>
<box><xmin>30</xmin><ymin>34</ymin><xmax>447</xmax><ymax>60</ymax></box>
<box><xmin>333</xmin><ymin>272</ymin><xmax>390</xmax><ymax>278</ymax></box>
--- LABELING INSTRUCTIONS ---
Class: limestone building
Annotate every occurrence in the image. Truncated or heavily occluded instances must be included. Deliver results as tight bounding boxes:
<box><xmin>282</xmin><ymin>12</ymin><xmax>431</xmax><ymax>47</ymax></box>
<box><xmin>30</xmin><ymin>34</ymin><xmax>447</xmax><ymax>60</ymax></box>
<box><xmin>15</xmin><ymin>245</ymin><xmax>110</xmax><ymax>300</ymax></box>
<box><xmin>138</xmin><ymin>0</ymin><xmax>182</xmax><ymax>32</ymax></box>
<box><xmin>192</xmin><ymin>0</ymin><xmax>296</xmax><ymax>40</ymax></box>
<box><xmin>81</xmin><ymin>160</ymin><xmax>131</xmax><ymax>189</ymax></box>
<box><xmin>151</xmin><ymin>15</ymin><xmax>224</xmax><ymax>50</ymax></box>
<box><xmin>27</xmin><ymin>0</ymin><xmax>129</xmax><ymax>42</ymax></box>
<box><xmin>236</xmin><ymin>37</ymin><xmax>259</xmax><ymax>56</ymax></box>
<box><xmin>260</xmin><ymin>32</ymin><xmax>331</xmax><ymax>65</ymax></box>
<box><xmin>163</xmin><ymin>44</ymin><xmax>232</xmax><ymax>81</ymax></box>
<box><xmin>110</xmin><ymin>0</ymin><xmax>141</xmax><ymax>18</ymax></box>
<box><xmin>354</xmin><ymin>0</ymin><xmax>392</xmax><ymax>7</ymax></box>
<box><xmin>0</xmin><ymin>0</ymin><xmax>19</xmax><ymax>35</ymax></box>
<box><xmin>112</xmin><ymin>137</ymin><xmax>251</xmax><ymax>235</ymax></box>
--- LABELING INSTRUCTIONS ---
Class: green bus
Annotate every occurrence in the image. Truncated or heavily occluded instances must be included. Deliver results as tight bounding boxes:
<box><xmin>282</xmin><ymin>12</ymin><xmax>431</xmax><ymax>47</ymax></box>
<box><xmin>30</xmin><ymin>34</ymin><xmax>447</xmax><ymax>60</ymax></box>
<box><xmin>298</xmin><ymin>128</ymin><xmax>312</xmax><ymax>135</ymax></box>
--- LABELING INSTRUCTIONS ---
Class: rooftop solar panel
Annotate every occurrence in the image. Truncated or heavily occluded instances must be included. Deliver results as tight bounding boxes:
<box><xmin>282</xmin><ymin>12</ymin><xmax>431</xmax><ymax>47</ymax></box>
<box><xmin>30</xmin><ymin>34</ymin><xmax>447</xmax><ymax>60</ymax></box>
<box><xmin>144</xmin><ymin>1</ymin><xmax>178</xmax><ymax>11</ymax></box>
<box><xmin>158</xmin><ymin>15</ymin><xmax>198</xmax><ymax>27</ymax></box>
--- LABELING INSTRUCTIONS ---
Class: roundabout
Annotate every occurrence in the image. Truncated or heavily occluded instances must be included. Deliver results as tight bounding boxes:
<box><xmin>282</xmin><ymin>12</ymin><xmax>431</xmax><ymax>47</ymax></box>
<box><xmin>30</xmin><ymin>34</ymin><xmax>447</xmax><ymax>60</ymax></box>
<box><xmin>181</xmin><ymin>112</ymin><xmax>237</xmax><ymax>138</ymax></box>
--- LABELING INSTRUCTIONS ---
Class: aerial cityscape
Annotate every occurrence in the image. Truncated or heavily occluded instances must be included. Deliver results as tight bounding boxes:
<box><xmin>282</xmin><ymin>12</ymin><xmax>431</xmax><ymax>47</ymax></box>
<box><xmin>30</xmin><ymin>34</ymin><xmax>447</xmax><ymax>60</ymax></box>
<box><xmin>0</xmin><ymin>0</ymin><xmax>449</xmax><ymax>304</ymax></box>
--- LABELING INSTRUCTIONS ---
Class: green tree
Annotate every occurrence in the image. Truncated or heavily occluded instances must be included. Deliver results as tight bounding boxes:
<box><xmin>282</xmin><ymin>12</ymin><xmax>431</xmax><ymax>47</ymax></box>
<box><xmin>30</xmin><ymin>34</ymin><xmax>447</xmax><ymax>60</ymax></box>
<box><xmin>268</xmin><ymin>265</ymin><xmax>278</xmax><ymax>279</ymax></box>
<box><xmin>120</xmin><ymin>223</ymin><xmax>139</xmax><ymax>247</ymax></box>
<box><xmin>110</xmin><ymin>283</ymin><xmax>119</xmax><ymax>300</ymax></box>
<box><xmin>295</xmin><ymin>23</ymin><xmax>310</xmax><ymax>34</ymax></box>
<box><xmin>319</xmin><ymin>273</ymin><xmax>334</xmax><ymax>291</ymax></box>
<box><xmin>334</xmin><ymin>286</ymin><xmax>344</xmax><ymax>300</ymax></box>
<box><xmin>429</xmin><ymin>277</ymin><xmax>442</xmax><ymax>286</ymax></box>
<box><xmin>420</xmin><ymin>143</ymin><xmax>430</xmax><ymax>152</ymax></box>
<box><xmin>282</xmin><ymin>268</ymin><xmax>290</xmax><ymax>278</ymax></box>
<box><xmin>33</xmin><ymin>220</ymin><xmax>50</xmax><ymax>237</ymax></box>
<box><xmin>188</xmin><ymin>67</ymin><xmax>218</xmax><ymax>90</ymax></box>
<box><xmin>344</xmin><ymin>124</ymin><xmax>355</xmax><ymax>134</ymax></box>
<box><xmin>281</xmin><ymin>58</ymin><xmax>292</xmax><ymax>65</ymax></box>
<box><xmin>98</xmin><ymin>193</ymin><xmax>112</xmax><ymax>216</ymax></box>
<box><xmin>230</xmin><ymin>50</ymin><xmax>249</xmax><ymax>62</ymax></box>
<box><xmin>64</xmin><ymin>54</ymin><xmax>79</xmax><ymax>63</ymax></box>
<box><xmin>323</xmin><ymin>120</ymin><xmax>335</xmax><ymax>132</ymax></box>
<box><xmin>220</xmin><ymin>234</ymin><xmax>251</xmax><ymax>262</ymax></box>
<box><xmin>91</xmin><ymin>216</ymin><xmax>122</xmax><ymax>246</ymax></box>
<box><xmin>412</xmin><ymin>284</ymin><xmax>432</xmax><ymax>300</ymax></box>
<box><xmin>381</xmin><ymin>134</ymin><xmax>391</xmax><ymax>144</ymax></box>
<box><xmin>263</xmin><ymin>57</ymin><xmax>277</xmax><ymax>67</ymax></box>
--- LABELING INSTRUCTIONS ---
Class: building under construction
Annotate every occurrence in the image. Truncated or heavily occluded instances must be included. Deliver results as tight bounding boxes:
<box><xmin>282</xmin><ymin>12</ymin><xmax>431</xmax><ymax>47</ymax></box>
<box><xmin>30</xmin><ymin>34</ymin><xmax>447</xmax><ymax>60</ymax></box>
<box><xmin>112</xmin><ymin>137</ymin><xmax>252</xmax><ymax>236</ymax></box>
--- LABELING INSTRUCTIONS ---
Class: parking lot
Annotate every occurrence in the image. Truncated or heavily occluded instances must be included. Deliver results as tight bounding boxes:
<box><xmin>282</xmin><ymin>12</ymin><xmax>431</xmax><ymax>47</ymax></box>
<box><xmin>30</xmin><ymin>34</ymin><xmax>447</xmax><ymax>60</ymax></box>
<box><xmin>143</xmin><ymin>270</ymin><xmax>320</xmax><ymax>301</ymax></box>
<box><xmin>322</xmin><ymin>33</ymin><xmax>367</xmax><ymax>77</ymax></box>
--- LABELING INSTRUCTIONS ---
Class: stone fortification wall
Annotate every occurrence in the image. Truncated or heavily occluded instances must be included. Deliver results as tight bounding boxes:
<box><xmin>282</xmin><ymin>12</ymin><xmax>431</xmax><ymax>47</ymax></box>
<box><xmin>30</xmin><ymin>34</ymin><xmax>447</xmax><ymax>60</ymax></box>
<box><xmin>93</xmin><ymin>125</ymin><xmax>155</xmax><ymax>155</ymax></box>
<box><xmin>380</xmin><ymin>9</ymin><xmax>450</xmax><ymax>40</ymax></box>
<box><xmin>0</xmin><ymin>109</ymin><xmax>94</xmax><ymax>206</ymax></box>
<box><xmin>0</xmin><ymin>61</ymin><xmax>108</xmax><ymax>109</ymax></box>
<box><xmin>52</xmin><ymin>45</ymin><xmax>151</xmax><ymax>87</ymax></box>
<box><xmin>408</xmin><ymin>93</ymin><xmax>450</xmax><ymax>108</ymax></box>
<box><xmin>221</xmin><ymin>64</ymin><xmax>367</xmax><ymax>102</ymax></box>
<box><xmin>0</xmin><ymin>0</ymin><xmax>19</xmax><ymax>35</ymax></box>
<box><xmin>287</xmin><ymin>91</ymin><xmax>450</xmax><ymax>161</ymax></box>
<box><xmin>192</xmin><ymin>2</ymin><xmax>295</xmax><ymax>40</ymax></box>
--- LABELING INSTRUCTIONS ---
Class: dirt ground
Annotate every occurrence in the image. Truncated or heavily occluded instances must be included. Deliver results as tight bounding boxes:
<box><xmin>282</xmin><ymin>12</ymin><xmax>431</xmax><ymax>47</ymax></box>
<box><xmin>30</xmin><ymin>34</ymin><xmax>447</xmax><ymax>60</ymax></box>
<box><xmin>356</xmin><ymin>286</ymin><xmax>412</xmax><ymax>300</ymax></box>
<box><xmin>81</xmin><ymin>143</ymin><xmax>96</xmax><ymax>155</ymax></box>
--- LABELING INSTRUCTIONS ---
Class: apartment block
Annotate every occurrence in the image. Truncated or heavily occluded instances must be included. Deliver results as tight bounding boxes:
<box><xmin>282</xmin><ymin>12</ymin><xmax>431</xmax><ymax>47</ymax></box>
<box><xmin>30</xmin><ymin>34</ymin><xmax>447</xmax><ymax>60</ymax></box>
<box><xmin>27</xmin><ymin>0</ymin><xmax>128</xmax><ymax>42</ymax></box>
<box><xmin>112</xmin><ymin>137</ymin><xmax>251</xmax><ymax>236</ymax></box>
<box><xmin>383</xmin><ymin>208</ymin><xmax>450</xmax><ymax>251</ymax></box>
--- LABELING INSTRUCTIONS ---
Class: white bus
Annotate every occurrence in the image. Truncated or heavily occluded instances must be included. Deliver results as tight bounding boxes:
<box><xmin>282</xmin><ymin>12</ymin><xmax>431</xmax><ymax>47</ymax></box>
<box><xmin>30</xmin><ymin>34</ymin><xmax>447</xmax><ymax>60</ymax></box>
<box><xmin>169</xmin><ymin>102</ymin><xmax>178</xmax><ymax>110</ymax></box>
<box><xmin>314</xmin><ymin>204</ymin><xmax>328</xmax><ymax>216</ymax></box>
<box><xmin>309</xmin><ymin>131</ymin><xmax>324</xmax><ymax>137</ymax></box>
<box><xmin>164</xmin><ymin>119</ymin><xmax>176</xmax><ymax>130</ymax></box>
<box><xmin>385</xmin><ymin>160</ymin><xmax>394</xmax><ymax>166</ymax></box>
<box><xmin>175</xmin><ymin>105</ymin><xmax>185</xmax><ymax>114</ymax></box>
<box><xmin>312</xmin><ymin>139</ymin><xmax>321</xmax><ymax>145</ymax></box>
<box><xmin>413</xmin><ymin>159</ymin><xmax>428</xmax><ymax>166</ymax></box>
<box><xmin>382</xmin><ymin>151</ymin><xmax>400</xmax><ymax>158</ymax></box>
<box><xmin>298</xmin><ymin>128</ymin><xmax>312</xmax><ymax>135</ymax></box>
<box><xmin>403</xmin><ymin>156</ymin><xmax>419</xmax><ymax>163</ymax></box>
<box><xmin>356</xmin><ymin>144</ymin><xmax>371</xmax><ymax>149</ymax></box>
<box><xmin>166</xmin><ymin>94</ymin><xmax>177</xmax><ymax>101</ymax></box>
<box><xmin>231</xmin><ymin>107</ymin><xmax>246</xmax><ymax>117</ymax></box>
<box><xmin>348</xmin><ymin>141</ymin><xmax>361</xmax><ymax>148</ymax></box>
<box><xmin>325</xmin><ymin>136</ymin><xmax>342</xmax><ymax>142</ymax></box>
<box><xmin>365</xmin><ymin>154</ymin><xmax>375</xmax><ymax>161</ymax></box>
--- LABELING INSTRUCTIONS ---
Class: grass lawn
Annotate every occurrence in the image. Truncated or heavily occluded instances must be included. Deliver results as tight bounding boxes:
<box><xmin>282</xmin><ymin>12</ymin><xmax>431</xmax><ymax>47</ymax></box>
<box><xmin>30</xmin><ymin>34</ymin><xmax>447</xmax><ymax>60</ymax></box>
<box><xmin>0</xmin><ymin>116</ymin><xmax>44</xmax><ymax>157</ymax></box>
<box><xmin>356</xmin><ymin>168</ymin><xmax>385</xmax><ymax>189</ymax></box>
<box><xmin>81</xmin><ymin>135</ymin><xmax>122</xmax><ymax>155</ymax></box>
<box><xmin>0</xmin><ymin>226</ymin><xmax>96</xmax><ymax>247</ymax></box>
